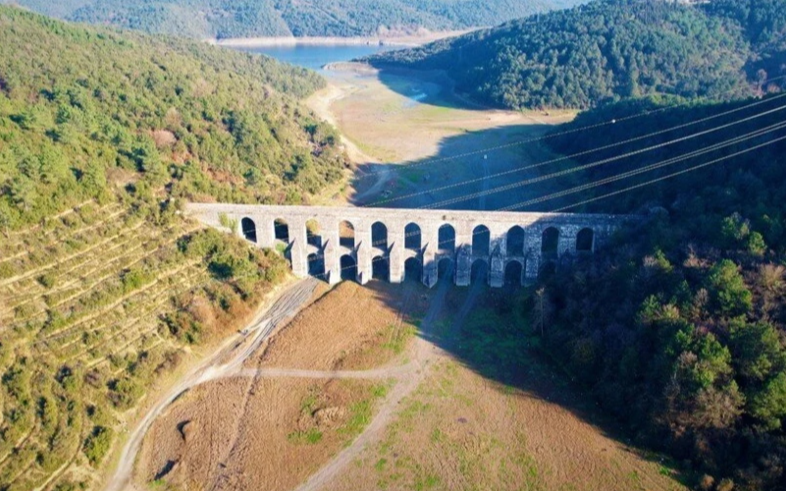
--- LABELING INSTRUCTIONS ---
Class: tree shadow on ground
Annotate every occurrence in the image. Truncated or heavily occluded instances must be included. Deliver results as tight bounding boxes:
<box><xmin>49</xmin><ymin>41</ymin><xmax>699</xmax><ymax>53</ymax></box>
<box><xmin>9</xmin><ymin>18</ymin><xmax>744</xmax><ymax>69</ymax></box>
<box><xmin>345</xmin><ymin>267</ymin><xmax>691</xmax><ymax>488</ymax></box>
<box><xmin>368</xmin><ymin>64</ymin><xmax>493</xmax><ymax>112</ymax></box>
<box><xmin>345</xmin><ymin>123</ymin><xmax>579</xmax><ymax>212</ymax></box>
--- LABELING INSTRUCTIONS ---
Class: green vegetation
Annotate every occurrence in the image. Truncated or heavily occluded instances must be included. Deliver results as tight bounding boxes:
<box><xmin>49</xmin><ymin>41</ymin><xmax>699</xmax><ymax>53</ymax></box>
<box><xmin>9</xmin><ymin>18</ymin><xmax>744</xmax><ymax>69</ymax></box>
<box><xmin>367</xmin><ymin>0</ymin><xmax>786</xmax><ymax>110</ymax></box>
<box><xmin>3</xmin><ymin>0</ymin><xmax>585</xmax><ymax>39</ymax></box>
<box><xmin>0</xmin><ymin>6</ymin><xmax>346</xmax><ymax>230</ymax></box>
<box><xmin>518</xmin><ymin>93</ymin><xmax>786</xmax><ymax>489</ymax></box>
<box><xmin>0</xmin><ymin>6</ymin><xmax>345</xmax><ymax>490</ymax></box>
<box><xmin>287</xmin><ymin>428</ymin><xmax>324</xmax><ymax>445</ymax></box>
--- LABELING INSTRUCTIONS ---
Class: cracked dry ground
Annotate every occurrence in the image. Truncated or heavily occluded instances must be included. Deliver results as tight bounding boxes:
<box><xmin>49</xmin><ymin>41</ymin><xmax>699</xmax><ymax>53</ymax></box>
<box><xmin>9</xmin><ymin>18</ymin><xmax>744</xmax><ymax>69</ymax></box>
<box><xmin>136</xmin><ymin>281</ymin><xmax>688</xmax><ymax>491</ymax></box>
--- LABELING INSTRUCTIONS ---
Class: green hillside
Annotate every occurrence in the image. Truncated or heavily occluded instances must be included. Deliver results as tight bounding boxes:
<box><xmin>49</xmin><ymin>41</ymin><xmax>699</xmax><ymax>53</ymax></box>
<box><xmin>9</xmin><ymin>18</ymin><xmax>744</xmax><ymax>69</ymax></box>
<box><xmin>366</xmin><ymin>0</ymin><xmax>786</xmax><ymax>110</ymax></box>
<box><xmin>0</xmin><ymin>6</ymin><xmax>346</xmax><ymax>489</ymax></box>
<box><xmin>2</xmin><ymin>0</ymin><xmax>587</xmax><ymax>39</ymax></box>
<box><xmin>511</xmin><ymin>93</ymin><xmax>786</xmax><ymax>490</ymax></box>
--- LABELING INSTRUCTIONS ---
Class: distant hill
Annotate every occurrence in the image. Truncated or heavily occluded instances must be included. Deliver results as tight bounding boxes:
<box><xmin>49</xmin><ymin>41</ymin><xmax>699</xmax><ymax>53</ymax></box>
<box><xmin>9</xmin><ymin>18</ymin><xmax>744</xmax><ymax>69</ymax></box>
<box><xmin>1</xmin><ymin>0</ymin><xmax>588</xmax><ymax>39</ymax></box>
<box><xmin>0</xmin><ymin>6</ymin><xmax>347</xmax><ymax>489</ymax></box>
<box><xmin>366</xmin><ymin>0</ymin><xmax>786</xmax><ymax>110</ymax></box>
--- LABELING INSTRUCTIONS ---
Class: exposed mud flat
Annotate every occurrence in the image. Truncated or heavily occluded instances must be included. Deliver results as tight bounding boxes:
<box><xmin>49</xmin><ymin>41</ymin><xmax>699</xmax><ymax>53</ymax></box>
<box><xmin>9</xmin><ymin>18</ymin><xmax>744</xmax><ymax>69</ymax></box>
<box><xmin>306</xmin><ymin>63</ymin><xmax>578</xmax><ymax>209</ymax></box>
<box><xmin>137</xmin><ymin>377</ymin><xmax>381</xmax><ymax>491</ymax></box>
<box><xmin>134</xmin><ymin>281</ymin><xmax>425</xmax><ymax>490</ymax></box>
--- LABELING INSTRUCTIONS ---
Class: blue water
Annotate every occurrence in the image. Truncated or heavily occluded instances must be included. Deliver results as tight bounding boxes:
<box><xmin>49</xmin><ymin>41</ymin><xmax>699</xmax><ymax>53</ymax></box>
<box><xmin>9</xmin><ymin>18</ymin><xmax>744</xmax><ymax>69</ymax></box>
<box><xmin>240</xmin><ymin>44</ymin><xmax>397</xmax><ymax>71</ymax></box>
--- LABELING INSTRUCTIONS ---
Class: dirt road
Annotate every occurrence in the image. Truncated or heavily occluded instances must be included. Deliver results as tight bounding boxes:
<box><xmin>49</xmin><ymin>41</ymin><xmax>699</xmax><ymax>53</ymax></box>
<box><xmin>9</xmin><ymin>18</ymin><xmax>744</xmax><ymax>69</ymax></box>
<box><xmin>293</xmin><ymin>278</ymin><xmax>452</xmax><ymax>491</ymax></box>
<box><xmin>105</xmin><ymin>278</ymin><xmax>319</xmax><ymax>491</ymax></box>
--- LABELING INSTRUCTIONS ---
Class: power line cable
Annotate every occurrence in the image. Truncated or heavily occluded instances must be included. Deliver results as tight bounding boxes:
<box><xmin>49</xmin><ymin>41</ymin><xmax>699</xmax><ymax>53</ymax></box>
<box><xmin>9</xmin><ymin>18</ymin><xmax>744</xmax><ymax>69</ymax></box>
<box><xmin>422</xmin><ymin>102</ymin><xmax>786</xmax><ymax>209</ymax></box>
<box><xmin>500</xmin><ymin>121</ymin><xmax>786</xmax><ymax>211</ymax></box>
<box><xmin>366</xmin><ymin>92</ymin><xmax>786</xmax><ymax>207</ymax></box>
<box><xmin>551</xmin><ymin>135</ymin><xmax>786</xmax><ymax>212</ymax></box>
<box><xmin>353</xmin><ymin>75</ymin><xmax>786</xmax><ymax>182</ymax></box>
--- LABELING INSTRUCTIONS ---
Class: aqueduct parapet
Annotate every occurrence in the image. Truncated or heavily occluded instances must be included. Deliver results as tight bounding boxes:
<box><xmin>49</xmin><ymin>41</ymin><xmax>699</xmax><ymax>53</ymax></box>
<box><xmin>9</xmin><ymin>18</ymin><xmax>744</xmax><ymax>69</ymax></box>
<box><xmin>187</xmin><ymin>204</ymin><xmax>630</xmax><ymax>287</ymax></box>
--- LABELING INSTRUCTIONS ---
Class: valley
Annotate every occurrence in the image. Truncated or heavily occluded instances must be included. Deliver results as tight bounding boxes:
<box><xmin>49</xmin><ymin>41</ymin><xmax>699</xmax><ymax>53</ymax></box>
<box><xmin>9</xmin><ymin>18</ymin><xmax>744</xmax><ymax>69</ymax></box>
<box><xmin>3</xmin><ymin>1</ymin><xmax>786</xmax><ymax>490</ymax></box>
<box><xmin>118</xmin><ymin>51</ymin><xmax>688</xmax><ymax>491</ymax></box>
<box><xmin>306</xmin><ymin>63</ymin><xmax>576</xmax><ymax>209</ymax></box>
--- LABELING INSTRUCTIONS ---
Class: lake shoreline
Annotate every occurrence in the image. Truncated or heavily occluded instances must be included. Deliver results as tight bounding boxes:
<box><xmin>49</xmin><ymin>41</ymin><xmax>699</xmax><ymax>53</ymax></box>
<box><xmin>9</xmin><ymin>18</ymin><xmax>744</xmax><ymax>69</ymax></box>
<box><xmin>208</xmin><ymin>30</ymin><xmax>474</xmax><ymax>49</ymax></box>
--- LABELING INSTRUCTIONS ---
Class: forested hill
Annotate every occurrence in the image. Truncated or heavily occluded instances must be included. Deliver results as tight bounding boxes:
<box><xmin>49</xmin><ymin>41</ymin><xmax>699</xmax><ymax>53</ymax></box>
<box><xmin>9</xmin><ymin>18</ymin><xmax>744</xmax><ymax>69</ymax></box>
<box><xmin>523</xmin><ymin>93</ymin><xmax>786</xmax><ymax>490</ymax></box>
<box><xmin>0</xmin><ymin>7</ymin><xmax>346</xmax><ymax>489</ymax></box>
<box><xmin>1</xmin><ymin>0</ymin><xmax>586</xmax><ymax>39</ymax></box>
<box><xmin>0</xmin><ymin>5</ymin><xmax>345</xmax><ymax>228</ymax></box>
<box><xmin>366</xmin><ymin>0</ymin><xmax>786</xmax><ymax>110</ymax></box>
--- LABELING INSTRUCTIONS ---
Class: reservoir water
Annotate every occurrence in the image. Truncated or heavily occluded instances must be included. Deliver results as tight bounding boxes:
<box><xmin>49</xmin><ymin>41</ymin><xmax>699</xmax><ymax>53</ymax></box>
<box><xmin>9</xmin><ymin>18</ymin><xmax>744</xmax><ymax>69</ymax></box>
<box><xmin>239</xmin><ymin>44</ymin><xmax>397</xmax><ymax>71</ymax></box>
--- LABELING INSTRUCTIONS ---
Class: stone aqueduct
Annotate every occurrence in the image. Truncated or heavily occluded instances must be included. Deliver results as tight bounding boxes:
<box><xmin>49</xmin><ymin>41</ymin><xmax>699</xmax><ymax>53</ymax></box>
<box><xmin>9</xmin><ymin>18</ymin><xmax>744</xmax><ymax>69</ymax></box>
<box><xmin>186</xmin><ymin>204</ymin><xmax>629</xmax><ymax>288</ymax></box>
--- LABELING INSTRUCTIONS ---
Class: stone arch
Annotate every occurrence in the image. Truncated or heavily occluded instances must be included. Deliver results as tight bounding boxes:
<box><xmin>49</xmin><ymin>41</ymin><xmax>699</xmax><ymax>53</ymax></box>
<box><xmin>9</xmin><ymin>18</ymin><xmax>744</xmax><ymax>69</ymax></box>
<box><xmin>340</xmin><ymin>254</ymin><xmax>357</xmax><ymax>282</ymax></box>
<box><xmin>340</xmin><ymin>220</ymin><xmax>355</xmax><ymax>249</ymax></box>
<box><xmin>372</xmin><ymin>221</ymin><xmax>388</xmax><ymax>251</ymax></box>
<box><xmin>306</xmin><ymin>218</ymin><xmax>322</xmax><ymax>249</ymax></box>
<box><xmin>372</xmin><ymin>255</ymin><xmax>389</xmax><ymax>281</ymax></box>
<box><xmin>472</xmin><ymin>225</ymin><xmax>490</xmax><ymax>256</ymax></box>
<box><xmin>505</xmin><ymin>260</ymin><xmax>524</xmax><ymax>287</ymax></box>
<box><xmin>471</xmin><ymin>258</ymin><xmax>488</xmax><ymax>284</ymax></box>
<box><xmin>438</xmin><ymin>224</ymin><xmax>456</xmax><ymax>252</ymax></box>
<box><xmin>241</xmin><ymin>217</ymin><xmax>257</xmax><ymax>243</ymax></box>
<box><xmin>404</xmin><ymin>257</ymin><xmax>422</xmax><ymax>283</ymax></box>
<box><xmin>274</xmin><ymin>218</ymin><xmax>290</xmax><ymax>243</ymax></box>
<box><xmin>308</xmin><ymin>253</ymin><xmax>325</xmax><ymax>278</ymax></box>
<box><xmin>577</xmin><ymin>228</ymin><xmax>594</xmax><ymax>253</ymax></box>
<box><xmin>405</xmin><ymin>223</ymin><xmax>421</xmax><ymax>251</ymax></box>
<box><xmin>438</xmin><ymin>257</ymin><xmax>454</xmax><ymax>282</ymax></box>
<box><xmin>507</xmin><ymin>225</ymin><xmax>525</xmax><ymax>256</ymax></box>
<box><xmin>541</xmin><ymin>227</ymin><xmax>560</xmax><ymax>257</ymax></box>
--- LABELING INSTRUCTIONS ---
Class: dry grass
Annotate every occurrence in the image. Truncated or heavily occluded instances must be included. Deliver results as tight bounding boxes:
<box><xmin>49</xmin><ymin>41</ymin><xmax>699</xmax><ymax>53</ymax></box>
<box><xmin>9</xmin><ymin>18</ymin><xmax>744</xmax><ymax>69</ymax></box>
<box><xmin>323</xmin><ymin>357</ymin><xmax>687</xmax><ymax>491</ymax></box>
<box><xmin>251</xmin><ymin>281</ymin><xmax>420</xmax><ymax>371</ymax></box>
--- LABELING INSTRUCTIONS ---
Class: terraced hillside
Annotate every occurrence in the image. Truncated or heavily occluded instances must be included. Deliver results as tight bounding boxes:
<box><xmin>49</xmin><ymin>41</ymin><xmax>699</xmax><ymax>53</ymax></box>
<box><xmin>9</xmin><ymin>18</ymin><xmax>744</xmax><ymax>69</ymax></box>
<box><xmin>0</xmin><ymin>6</ymin><xmax>347</xmax><ymax>490</ymax></box>
<box><xmin>0</xmin><ymin>200</ymin><xmax>295</xmax><ymax>490</ymax></box>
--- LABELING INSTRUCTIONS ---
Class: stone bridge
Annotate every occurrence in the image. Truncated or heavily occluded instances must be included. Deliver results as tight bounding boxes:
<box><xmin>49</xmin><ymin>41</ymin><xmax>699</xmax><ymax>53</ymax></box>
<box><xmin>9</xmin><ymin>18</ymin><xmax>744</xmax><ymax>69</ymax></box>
<box><xmin>186</xmin><ymin>203</ymin><xmax>630</xmax><ymax>288</ymax></box>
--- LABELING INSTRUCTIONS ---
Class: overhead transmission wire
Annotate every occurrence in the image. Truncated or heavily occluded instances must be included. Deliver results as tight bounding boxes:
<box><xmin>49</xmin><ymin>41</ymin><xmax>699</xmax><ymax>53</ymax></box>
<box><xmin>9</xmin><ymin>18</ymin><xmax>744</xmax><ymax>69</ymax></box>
<box><xmin>499</xmin><ymin>120</ymin><xmax>786</xmax><ymax>211</ymax></box>
<box><xmin>249</xmin><ymin>81</ymin><xmax>786</xmax><ymax>271</ymax></box>
<box><xmin>420</xmin><ymin>102</ymin><xmax>786</xmax><ymax>209</ymax></box>
<box><xmin>353</xmin><ymin>74</ymin><xmax>786</xmax><ymax>184</ymax></box>
<box><xmin>550</xmin><ymin>134</ymin><xmax>786</xmax><ymax>213</ymax></box>
<box><xmin>262</xmin><ymin>100</ymin><xmax>786</xmax><ymax>269</ymax></box>
<box><xmin>367</xmin><ymin>92</ymin><xmax>786</xmax><ymax>207</ymax></box>
<box><xmin>84</xmin><ymin>110</ymin><xmax>786</xmax><ymax>300</ymax></box>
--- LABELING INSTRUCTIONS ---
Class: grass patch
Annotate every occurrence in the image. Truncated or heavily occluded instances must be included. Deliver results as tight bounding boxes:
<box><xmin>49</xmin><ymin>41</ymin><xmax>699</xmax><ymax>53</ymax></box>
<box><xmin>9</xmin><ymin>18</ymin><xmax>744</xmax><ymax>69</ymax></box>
<box><xmin>287</xmin><ymin>428</ymin><xmax>324</xmax><ymax>445</ymax></box>
<box><xmin>340</xmin><ymin>399</ymin><xmax>373</xmax><ymax>439</ymax></box>
<box><xmin>371</xmin><ymin>382</ymin><xmax>391</xmax><ymax>399</ymax></box>
<box><xmin>381</xmin><ymin>324</ymin><xmax>417</xmax><ymax>355</ymax></box>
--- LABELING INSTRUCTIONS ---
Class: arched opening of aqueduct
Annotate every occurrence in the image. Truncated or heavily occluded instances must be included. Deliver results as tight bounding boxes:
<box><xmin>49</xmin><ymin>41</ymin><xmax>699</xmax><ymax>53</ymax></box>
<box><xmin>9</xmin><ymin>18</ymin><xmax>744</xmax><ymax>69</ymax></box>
<box><xmin>192</xmin><ymin>204</ymin><xmax>623</xmax><ymax>289</ymax></box>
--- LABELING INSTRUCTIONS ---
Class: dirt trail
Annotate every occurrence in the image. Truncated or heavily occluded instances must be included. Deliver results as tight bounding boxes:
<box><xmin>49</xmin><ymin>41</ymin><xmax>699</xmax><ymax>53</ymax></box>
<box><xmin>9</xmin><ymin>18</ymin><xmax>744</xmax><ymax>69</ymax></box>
<box><xmin>105</xmin><ymin>278</ymin><xmax>319</xmax><ymax>491</ymax></box>
<box><xmin>293</xmin><ymin>278</ymin><xmax>452</xmax><ymax>491</ymax></box>
<box><xmin>228</xmin><ymin>365</ymin><xmax>413</xmax><ymax>380</ymax></box>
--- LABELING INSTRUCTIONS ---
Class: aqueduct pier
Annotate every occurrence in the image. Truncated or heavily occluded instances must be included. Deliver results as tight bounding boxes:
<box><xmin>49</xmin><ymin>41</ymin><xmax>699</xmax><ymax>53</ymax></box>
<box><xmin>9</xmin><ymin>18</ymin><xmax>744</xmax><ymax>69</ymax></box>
<box><xmin>186</xmin><ymin>203</ymin><xmax>630</xmax><ymax>288</ymax></box>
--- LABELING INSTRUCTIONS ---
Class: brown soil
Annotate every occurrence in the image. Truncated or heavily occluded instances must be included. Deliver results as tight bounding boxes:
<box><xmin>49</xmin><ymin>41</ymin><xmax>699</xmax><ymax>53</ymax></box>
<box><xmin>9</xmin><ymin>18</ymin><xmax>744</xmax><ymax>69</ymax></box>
<box><xmin>134</xmin><ymin>280</ymin><xmax>425</xmax><ymax>491</ymax></box>
<box><xmin>135</xmin><ymin>281</ymin><xmax>685</xmax><ymax>491</ymax></box>
<box><xmin>250</xmin><ymin>281</ymin><xmax>421</xmax><ymax>371</ymax></box>
<box><xmin>321</xmin><ymin>358</ymin><xmax>686</xmax><ymax>491</ymax></box>
<box><xmin>137</xmin><ymin>377</ymin><xmax>381</xmax><ymax>491</ymax></box>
